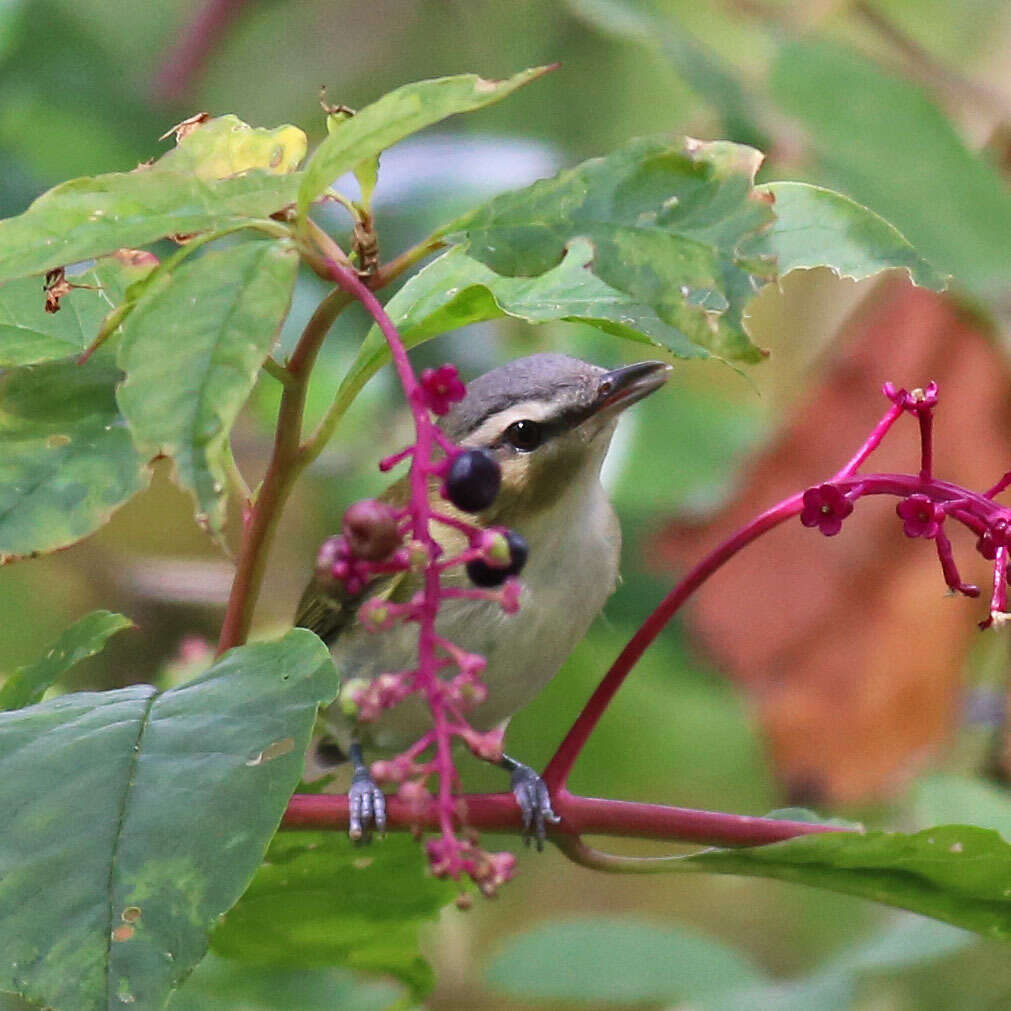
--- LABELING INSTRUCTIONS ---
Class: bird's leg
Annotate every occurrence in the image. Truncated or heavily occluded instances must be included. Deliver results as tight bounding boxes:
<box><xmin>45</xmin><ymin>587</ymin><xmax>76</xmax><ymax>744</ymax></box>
<box><xmin>347</xmin><ymin>739</ymin><xmax>387</xmax><ymax>843</ymax></box>
<box><xmin>500</xmin><ymin>754</ymin><xmax>560</xmax><ymax>851</ymax></box>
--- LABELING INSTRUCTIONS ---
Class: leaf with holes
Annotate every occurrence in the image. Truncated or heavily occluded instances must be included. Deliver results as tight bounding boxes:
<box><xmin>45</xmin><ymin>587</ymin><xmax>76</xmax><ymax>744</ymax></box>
<box><xmin>445</xmin><ymin>135</ymin><xmax>778</xmax><ymax>361</ymax></box>
<box><xmin>116</xmin><ymin>239</ymin><xmax>298</xmax><ymax>539</ymax></box>
<box><xmin>210</xmin><ymin>833</ymin><xmax>458</xmax><ymax>1000</ymax></box>
<box><xmin>0</xmin><ymin>629</ymin><xmax>336</xmax><ymax>1011</ymax></box>
<box><xmin>752</xmin><ymin>182</ymin><xmax>947</xmax><ymax>289</ymax></box>
<box><xmin>0</xmin><ymin>610</ymin><xmax>133</xmax><ymax>711</ymax></box>
<box><xmin>444</xmin><ymin>135</ymin><xmax>946</xmax><ymax>361</ymax></box>
<box><xmin>0</xmin><ymin>351</ymin><xmax>149</xmax><ymax>561</ymax></box>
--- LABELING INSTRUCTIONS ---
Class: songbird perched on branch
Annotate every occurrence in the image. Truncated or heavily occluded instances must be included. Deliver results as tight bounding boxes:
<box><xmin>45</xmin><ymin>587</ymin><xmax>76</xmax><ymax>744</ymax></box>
<box><xmin>297</xmin><ymin>353</ymin><xmax>670</xmax><ymax>843</ymax></box>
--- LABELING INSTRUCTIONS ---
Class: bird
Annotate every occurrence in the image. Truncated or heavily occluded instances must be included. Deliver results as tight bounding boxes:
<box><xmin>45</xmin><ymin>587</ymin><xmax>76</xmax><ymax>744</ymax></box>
<box><xmin>295</xmin><ymin>352</ymin><xmax>671</xmax><ymax>844</ymax></box>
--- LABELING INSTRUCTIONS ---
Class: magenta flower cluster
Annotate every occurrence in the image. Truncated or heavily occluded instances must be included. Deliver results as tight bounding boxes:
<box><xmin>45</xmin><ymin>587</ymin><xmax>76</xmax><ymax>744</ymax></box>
<box><xmin>798</xmin><ymin>378</ymin><xmax>1011</xmax><ymax>624</ymax></box>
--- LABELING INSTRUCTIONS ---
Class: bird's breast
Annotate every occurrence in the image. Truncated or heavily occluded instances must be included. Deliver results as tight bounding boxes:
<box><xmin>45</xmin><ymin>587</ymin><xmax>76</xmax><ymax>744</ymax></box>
<box><xmin>324</xmin><ymin>481</ymin><xmax>621</xmax><ymax>753</ymax></box>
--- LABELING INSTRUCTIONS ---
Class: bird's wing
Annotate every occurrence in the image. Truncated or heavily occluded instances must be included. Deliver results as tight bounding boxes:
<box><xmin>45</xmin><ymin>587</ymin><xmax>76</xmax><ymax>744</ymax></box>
<box><xmin>294</xmin><ymin>568</ymin><xmax>408</xmax><ymax>646</ymax></box>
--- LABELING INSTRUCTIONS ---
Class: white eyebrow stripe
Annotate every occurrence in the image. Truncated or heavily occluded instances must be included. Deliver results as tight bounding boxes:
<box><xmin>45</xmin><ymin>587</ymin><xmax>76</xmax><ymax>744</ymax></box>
<box><xmin>462</xmin><ymin>399</ymin><xmax>556</xmax><ymax>447</ymax></box>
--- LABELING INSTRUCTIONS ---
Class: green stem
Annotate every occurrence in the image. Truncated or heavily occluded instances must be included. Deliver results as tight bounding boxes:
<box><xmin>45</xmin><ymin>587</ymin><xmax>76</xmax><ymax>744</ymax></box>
<box><xmin>216</xmin><ymin>285</ymin><xmax>354</xmax><ymax>654</ymax></box>
<box><xmin>260</xmin><ymin>356</ymin><xmax>294</xmax><ymax>388</ymax></box>
<box><xmin>216</xmin><ymin>226</ymin><xmax>442</xmax><ymax>651</ymax></box>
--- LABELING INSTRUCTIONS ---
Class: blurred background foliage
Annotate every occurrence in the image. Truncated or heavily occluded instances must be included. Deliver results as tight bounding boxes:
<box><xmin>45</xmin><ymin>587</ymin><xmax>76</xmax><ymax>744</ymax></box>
<box><xmin>4</xmin><ymin>0</ymin><xmax>1011</xmax><ymax>1007</ymax></box>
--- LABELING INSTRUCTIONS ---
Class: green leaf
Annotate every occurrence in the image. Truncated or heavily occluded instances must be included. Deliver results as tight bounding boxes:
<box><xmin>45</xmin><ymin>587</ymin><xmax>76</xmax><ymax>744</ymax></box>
<box><xmin>0</xmin><ymin>252</ymin><xmax>157</xmax><ymax>367</ymax></box>
<box><xmin>0</xmin><ymin>629</ymin><xmax>336</xmax><ymax>1011</ymax></box>
<box><xmin>0</xmin><ymin>167</ymin><xmax>301</xmax><ymax>285</ymax></box>
<box><xmin>484</xmin><ymin>917</ymin><xmax>765</xmax><ymax>1003</ymax></box>
<box><xmin>116</xmin><ymin>240</ymin><xmax>299</xmax><ymax>538</ymax></box>
<box><xmin>210</xmin><ymin>832</ymin><xmax>458</xmax><ymax>1000</ymax></box>
<box><xmin>154</xmin><ymin>115</ymin><xmax>307</xmax><ymax>179</ymax></box>
<box><xmin>754</xmin><ymin>182</ymin><xmax>948</xmax><ymax>290</ymax></box>
<box><xmin>447</xmin><ymin>135</ymin><xmax>779</xmax><ymax>361</ymax></box>
<box><xmin>298</xmin><ymin>66</ymin><xmax>551</xmax><ymax>214</ymax></box>
<box><xmin>172</xmin><ymin>953</ymin><xmax>402</xmax><ymax>1011</ymax></box>
<box><xmin>770</xmin><ymin>38</ymin><xmax>1011</xmax><ymax>303</ymax></box>
<box><xmin>681</xmin><ymin>825</ymin><xmax>1011</xmax><ymax>941</ymax></box>
<box><xmin>0</xmin><ymin>351</ymin><xmax>150</xmax><ymax>561</ymax></box>
<box><xmin>0</xmin><ymin>609</ymin><xmax>133</xmax><ymax>711</ymax></box>
<box><xmin>337</xmin><ymin>237</ymin><xmax>709</xmax><ymax>408</ymax></box>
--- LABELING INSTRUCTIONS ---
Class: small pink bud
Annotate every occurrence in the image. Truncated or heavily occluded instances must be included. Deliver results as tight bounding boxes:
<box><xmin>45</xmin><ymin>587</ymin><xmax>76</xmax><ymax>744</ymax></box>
<box><xmin>498</xmin><ymin>578</ymin><xmax>522</xmax><ymax>614</ymax></box>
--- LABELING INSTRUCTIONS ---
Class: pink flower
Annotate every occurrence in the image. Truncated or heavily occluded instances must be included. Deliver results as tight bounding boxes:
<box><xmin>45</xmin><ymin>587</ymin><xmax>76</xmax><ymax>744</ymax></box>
<box><xmin>420</xmin><ymin>364</ymin><xmax>466</xmax><ymax>415</ymax></box>
<box><xmin>800</xmin><ymin>484</ymin><xmax>853</xmax><ymax>536</ymax></box>
<box><xmin>896</xmin><ymin>495</ymin><xmax>945</xmax><ymax>539</ymax></box>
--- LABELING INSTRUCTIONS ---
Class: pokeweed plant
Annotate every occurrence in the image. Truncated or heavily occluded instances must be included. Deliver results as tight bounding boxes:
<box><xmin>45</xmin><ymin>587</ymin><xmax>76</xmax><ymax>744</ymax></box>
<box><xmin>0</xmin><ymin>65</ymin><xmax>1007</xmax><ymax>1009</ymax></box>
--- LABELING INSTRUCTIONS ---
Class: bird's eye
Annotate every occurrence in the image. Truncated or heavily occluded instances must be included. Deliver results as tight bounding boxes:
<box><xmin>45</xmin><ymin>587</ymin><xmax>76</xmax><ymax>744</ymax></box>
<box><xmin>503</xmin><ymin>419</ymin><xmax>543</xmax><ymax>451</ymax></box>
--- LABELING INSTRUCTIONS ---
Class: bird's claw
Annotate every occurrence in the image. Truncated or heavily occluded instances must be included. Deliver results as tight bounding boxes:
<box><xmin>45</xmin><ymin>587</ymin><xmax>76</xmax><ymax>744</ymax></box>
<box><xmin>510</xmin><ymin>763</ymin><xmax>560</xmax><ymax>851</ymax></box>
<box><xmin>348</xmin><ymin>768</ymin><xmax>386</xmax><ymax>844</ymax></box>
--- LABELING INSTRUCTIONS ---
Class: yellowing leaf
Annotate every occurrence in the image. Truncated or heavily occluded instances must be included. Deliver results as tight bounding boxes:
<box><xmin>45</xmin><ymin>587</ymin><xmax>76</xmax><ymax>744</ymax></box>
<box><xmin>155</xmin><ymin>115</ymin><xmax>307</xmax><ymax>180</ymax></box>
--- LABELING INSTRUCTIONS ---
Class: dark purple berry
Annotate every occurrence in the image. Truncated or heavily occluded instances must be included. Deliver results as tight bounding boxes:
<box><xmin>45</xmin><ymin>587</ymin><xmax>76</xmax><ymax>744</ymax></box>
<box><xmin>342</xmin><ymin>499</ymin><xmax>401</xmax><ymax>560</ymax></box>
<box><xmin>445</xmin><ymin>449</ymin><xmax>501</xmax><ymax>513</ymax></box>
<box><xmin>467</xmin><ymin>529</ymin><xmax>528</xmax><ymax>587</ymax></box>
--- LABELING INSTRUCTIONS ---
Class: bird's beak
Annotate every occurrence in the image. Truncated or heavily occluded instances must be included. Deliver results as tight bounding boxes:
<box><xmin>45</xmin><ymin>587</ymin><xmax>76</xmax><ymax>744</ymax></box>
<box><xmin>591</xmin><ymin>360</ymin><xmax>672</xmax><ymax>417</ymax></box>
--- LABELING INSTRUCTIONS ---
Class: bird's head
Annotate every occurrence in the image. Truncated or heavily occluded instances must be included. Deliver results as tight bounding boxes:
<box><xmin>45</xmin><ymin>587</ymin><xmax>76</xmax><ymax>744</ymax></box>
<box><xmin>441</xmin><ymin>353</ymin><xmax>671</xmax><ymax>519</ymax></box>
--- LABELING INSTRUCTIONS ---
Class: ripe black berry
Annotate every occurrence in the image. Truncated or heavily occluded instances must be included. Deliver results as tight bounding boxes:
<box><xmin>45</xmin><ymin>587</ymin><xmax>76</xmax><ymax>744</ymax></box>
<box><xmin>467</xmin><ymin>529</ymin><xmax>528</xmax><ymax>587</ymax></box>
<box><xmin>444</xmin><ymin>449</ymin><xmax>501</xmax><ymax>513</ymax></box>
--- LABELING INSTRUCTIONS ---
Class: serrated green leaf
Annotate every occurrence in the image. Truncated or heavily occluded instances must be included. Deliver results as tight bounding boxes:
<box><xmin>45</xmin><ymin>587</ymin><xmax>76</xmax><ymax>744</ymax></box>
<box><xmin>0</xmin><ymin>253</ymin><xmax>156</xmax><ymax>367</ymax></box>
<box><xmin>447</xmin><ymin>135</ymin><xmax>778</xmax><ymax>361</ymax></box>
<box><xmin>485</xmin><ymin>917</ymin><xmax>765</xmax><ymax>1003</ymax></box>
<box><xmin>0</xmin><ymin>167</ymin><xmax>301</xmax><ymax>285</ymax></box>
<box><xmin>298</xmin><ymin>66</ymin><xmax>551</xmax><ymax>214</ymax></box>
<box><xmin>155</xmin><ymin>115</ymin><xmax>307</xmax><ymax>179</ymax></box>
<box><xmin>0</xmin><ymin>629</ymin><xmax>336</xmax><ymax>1011</ymax></box>
<box><xmin>0</xmin><ymin>352</ymin><xmax>149</xmax><ymax>561</ymax></box>
<box><xmin>210</xmin><ymin>832</ymin><xmax>457</xmax><ymax>1000</ymax></box>
<box><xmin>753</xmin><ymin>182</ymin><xmax>947</xmax><ymax>290</ymax></box>
<box><xmin>0</xmin><ymin>609</ymin><xmax>133</xmax><ymax>711</ymax></box>
<box><xmin>771</xmin><ymin>38</ymin><xmax>1011</xmax><ymax>304</ymax></box>
<box><xmin>116</xmin><ymin>240</ymin><xmax>299</xmax><ymax>538</ymax></box>
<box><xmin>680</xmin><ymin>825</ymin><xmax>1011</xmax><ymax>941</ymax></box>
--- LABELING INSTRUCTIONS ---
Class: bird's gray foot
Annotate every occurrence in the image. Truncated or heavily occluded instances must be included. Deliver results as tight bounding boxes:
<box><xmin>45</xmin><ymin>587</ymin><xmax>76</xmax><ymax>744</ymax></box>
<box><xmin>502</xmin><ymin>756</ymin><xmax>560</xmax><ymax>851</ymax></box>
<box><xmin>348</xmin><ymin>742</ymin><xmax>386</xmax><ymax>843</ymax></box>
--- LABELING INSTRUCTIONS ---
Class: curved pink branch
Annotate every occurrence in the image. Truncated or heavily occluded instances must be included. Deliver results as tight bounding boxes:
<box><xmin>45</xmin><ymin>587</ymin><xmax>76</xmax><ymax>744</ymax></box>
<box><xmin>283</xmin><ymin>790</ymin><xmax>850</xmax><ymax>848</ymax></box>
